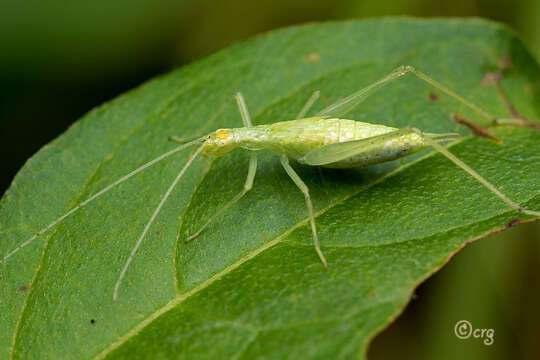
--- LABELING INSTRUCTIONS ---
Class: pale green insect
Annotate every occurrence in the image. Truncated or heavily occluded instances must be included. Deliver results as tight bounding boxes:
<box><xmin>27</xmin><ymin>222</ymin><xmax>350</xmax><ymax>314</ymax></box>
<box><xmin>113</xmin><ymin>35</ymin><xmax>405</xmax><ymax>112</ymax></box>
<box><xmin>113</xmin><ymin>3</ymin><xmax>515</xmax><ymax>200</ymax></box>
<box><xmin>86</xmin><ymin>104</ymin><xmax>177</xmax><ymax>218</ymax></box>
<box><xmin>1</xmin><ymin>66</ymin><xmax>539</xmax><ymax>300</ymax></box>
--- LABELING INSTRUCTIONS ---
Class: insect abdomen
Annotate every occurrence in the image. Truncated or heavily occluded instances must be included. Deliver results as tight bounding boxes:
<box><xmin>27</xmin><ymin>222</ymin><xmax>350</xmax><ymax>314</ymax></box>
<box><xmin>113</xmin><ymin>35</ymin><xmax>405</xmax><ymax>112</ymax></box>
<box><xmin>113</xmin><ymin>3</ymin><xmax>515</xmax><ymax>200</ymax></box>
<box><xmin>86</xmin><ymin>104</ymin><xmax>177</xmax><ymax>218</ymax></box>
<box><xmin>263</xmin><ymin>118</ymin><xmax>397</xmax><ymax>158</ymax></box>
<box><xmin>321</xmin><ymin>131</ymin><xmax>426</xmax><ymax>168</ymax></box>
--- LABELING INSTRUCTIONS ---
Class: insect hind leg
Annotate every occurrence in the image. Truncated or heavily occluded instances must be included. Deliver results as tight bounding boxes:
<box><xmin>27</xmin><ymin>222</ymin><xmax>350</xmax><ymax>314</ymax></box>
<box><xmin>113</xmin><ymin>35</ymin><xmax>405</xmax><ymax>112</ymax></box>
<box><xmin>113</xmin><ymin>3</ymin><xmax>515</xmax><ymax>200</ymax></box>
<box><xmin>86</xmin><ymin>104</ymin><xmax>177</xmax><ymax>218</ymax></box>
<box><xmin>296</xmin><ymin>90</ymin><xmax>321</xmax><ymax>119</ymax></box>
<box><xmin>414</xmin><ymin>127</ymin><xmax>540</xmax><ymax>217</ymax></box>
<box><xmin>402</xmin><ymin>66</ymin><xmax>537</xmax><ymax>129</ymax></box>
<box><xmin>235</xmin><ymin>92</ymin><xmax>252</xmax><ymax>127</ymax></box>
<box><xmin>317</xmin><ymin>65</ymin><xmax>528</xmax><ymax>129</ymax></box>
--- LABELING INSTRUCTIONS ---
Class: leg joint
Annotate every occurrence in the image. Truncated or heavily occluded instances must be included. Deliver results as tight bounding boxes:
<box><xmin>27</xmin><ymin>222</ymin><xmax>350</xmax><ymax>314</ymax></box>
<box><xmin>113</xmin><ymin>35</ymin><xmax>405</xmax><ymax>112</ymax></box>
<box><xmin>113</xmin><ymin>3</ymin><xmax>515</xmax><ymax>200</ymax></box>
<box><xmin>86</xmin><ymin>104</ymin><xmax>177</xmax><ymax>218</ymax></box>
<box><xmin>396</xmin><ymin>65</ymin><xmax>415</xmax><ymax>76</ymax></box>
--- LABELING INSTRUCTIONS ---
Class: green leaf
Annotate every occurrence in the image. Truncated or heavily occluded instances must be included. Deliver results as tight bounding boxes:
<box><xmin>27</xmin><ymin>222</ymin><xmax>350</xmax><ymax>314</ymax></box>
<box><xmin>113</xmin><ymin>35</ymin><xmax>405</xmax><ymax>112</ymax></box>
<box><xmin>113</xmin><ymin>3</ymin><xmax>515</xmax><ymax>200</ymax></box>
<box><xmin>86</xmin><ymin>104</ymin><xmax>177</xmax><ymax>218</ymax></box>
<box><xmin>1</xmin><ymin>18</ymin><xmax>539</xmax><ymax>359</ymax></box>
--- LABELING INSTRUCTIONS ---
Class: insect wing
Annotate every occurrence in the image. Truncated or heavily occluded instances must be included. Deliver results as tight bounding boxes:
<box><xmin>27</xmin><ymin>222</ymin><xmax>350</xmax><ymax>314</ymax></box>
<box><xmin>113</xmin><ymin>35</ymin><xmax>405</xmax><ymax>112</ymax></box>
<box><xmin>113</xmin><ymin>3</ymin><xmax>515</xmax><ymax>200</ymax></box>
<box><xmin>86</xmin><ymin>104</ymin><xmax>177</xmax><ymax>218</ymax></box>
<box><xmin>301</xmin><ymin>129</ymin><xmax>406</xmax><ymax>166</ymax></box>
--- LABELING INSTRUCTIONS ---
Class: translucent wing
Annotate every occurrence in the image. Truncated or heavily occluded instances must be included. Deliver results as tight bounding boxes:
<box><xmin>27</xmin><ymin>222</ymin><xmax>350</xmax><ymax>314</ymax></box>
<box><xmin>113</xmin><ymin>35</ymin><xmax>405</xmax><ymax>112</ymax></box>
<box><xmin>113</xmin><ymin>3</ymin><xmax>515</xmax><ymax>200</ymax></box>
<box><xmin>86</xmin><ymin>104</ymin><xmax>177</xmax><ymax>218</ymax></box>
<box><xmin>301</xmin><ymin>129</ymin><xmax>407</xmax><ymax>166</ymax></box>
<box><xmin>317</xmin><ymin>67</ymin><xmax>408</xmax><ymax>118</ymax></box>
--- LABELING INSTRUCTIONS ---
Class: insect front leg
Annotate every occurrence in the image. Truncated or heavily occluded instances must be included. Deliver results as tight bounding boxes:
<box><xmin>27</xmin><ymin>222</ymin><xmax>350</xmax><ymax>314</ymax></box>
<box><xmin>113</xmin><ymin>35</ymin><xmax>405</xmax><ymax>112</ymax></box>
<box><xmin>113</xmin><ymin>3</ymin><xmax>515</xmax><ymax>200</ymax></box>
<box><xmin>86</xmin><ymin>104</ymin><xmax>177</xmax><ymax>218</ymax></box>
<box><xmin>280</xmin><ymin>155</ymin><xmax>328</xmax><ymax>269</ymax></box>
<box><xmin>185</xmin><ymin>152</ymin><xmax>258</xmax><ymax>243</ymax></box>
<box><xmin>184</xmin><ymin>90</ymin><xmax>260</xmax><ymax>242</ymax></box>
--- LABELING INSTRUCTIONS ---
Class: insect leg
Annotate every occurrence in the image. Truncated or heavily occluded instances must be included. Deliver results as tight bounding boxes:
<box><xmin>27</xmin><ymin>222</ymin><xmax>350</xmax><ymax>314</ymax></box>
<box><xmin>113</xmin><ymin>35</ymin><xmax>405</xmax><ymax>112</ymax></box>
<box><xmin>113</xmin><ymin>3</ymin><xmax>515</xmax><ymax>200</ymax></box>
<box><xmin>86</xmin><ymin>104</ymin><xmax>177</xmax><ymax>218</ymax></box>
<box><xmin>184</xmin><ymin>91</ymin><xmax>259</xmax><ymax>242</ymax></box>
<box><xmin>185</xmin><ymin>152</ymin><xmax>258</xmax><ymax>243</ymax></box>
<box><xmin>296</xmin><ymin>90</ymin><xmax>321</xmax><ymax>119</ymax></box>
<box><xmin>400</xmin><ymin>66</ymin><xmax>534</xmax><ymax>127</ymax></box>
<box><xmin>415</xmin><ymin>128</ymin><xmax>540</xmax><ymax>217</ymax></box>
<box><xmin>318</xmin><ymin>65</ymin><xmax>525</xmax><ymax>127</ymax></box>
<box><xmin>403</xmin><ymin>66</ymin><xmax>498</xmax><ymax>123</ymax></box>
<box><xmin>280</xmin><ymin>155</ymin><xmax>328</xmax><ymax>269</ymax></box>
<box><xmin>0</xmin><ymin>138</ymin><xmax>204</xmax><ymax>264</ymax></box>
<box><xmin>317</xmin><ymin>66</ymin><xmax>412</xmax><ymax>117</ymax></box>
<box><xmin>113</xmin><ymin>143</ymin><xmax>205</xmax><ymax>300</ymax></box>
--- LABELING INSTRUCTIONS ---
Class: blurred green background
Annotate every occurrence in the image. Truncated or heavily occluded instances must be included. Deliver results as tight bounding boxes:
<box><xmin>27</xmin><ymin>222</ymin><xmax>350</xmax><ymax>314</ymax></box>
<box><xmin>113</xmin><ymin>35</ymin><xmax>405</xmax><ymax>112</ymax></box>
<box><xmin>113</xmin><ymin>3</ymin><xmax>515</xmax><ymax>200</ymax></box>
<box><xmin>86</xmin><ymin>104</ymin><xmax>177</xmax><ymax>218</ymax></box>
<box><xmin>1</xmin><ymin>0</ymin><xmax>539</xmax><ymax>358</ymax></box>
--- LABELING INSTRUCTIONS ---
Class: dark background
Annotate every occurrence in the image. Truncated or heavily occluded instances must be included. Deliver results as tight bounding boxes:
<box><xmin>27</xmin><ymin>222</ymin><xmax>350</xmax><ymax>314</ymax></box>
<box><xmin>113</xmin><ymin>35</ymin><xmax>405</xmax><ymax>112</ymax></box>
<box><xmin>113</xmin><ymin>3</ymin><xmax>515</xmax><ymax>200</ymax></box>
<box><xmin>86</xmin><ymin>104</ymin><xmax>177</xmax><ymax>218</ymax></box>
<box><xmin>1</xmin><ymin>1</ymin><xmax>539</xmax><ymax>358</ymax></box>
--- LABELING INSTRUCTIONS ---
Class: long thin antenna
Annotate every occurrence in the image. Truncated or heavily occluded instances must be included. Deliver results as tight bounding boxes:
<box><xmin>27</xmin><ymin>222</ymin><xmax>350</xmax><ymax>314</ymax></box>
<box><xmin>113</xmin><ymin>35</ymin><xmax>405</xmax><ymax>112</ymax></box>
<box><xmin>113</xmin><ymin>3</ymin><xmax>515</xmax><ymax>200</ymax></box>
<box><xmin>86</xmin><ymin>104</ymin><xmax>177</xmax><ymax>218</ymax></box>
<box><xmin>113</xmin><ymin>143</ymin><xmax>205</xmax><ymax>300</ymax></box>
<box><xmin>0</xmin><ymin>137</ymin><xmax>204</xmax><ymax>264</ymax></box>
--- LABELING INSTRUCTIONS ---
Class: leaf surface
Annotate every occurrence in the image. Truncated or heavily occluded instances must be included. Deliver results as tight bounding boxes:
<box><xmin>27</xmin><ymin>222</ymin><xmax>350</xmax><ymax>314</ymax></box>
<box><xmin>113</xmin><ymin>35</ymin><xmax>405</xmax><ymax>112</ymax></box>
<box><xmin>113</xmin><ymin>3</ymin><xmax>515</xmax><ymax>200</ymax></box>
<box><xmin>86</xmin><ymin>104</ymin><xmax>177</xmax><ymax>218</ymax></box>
<box><xmin>1</xmin><ymin>18</ymin><xmax>539</xmax><ymax>359</ymax></box>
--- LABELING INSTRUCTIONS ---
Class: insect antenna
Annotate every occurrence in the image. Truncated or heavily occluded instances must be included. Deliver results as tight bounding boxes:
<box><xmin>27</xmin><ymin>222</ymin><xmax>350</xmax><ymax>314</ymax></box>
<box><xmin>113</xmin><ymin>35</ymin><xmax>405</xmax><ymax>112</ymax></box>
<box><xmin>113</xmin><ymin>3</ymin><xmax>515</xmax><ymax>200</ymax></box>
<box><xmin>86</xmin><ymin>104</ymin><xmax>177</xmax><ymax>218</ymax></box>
<box><xmin>113</xmin><ymin>142</ymin><xmax>206</xmax><ymax>300</ymax></box>
<box><xmin>0</xmin><ymin>137</ymin><xmax>205</xmax><ymax>264</ymax></box>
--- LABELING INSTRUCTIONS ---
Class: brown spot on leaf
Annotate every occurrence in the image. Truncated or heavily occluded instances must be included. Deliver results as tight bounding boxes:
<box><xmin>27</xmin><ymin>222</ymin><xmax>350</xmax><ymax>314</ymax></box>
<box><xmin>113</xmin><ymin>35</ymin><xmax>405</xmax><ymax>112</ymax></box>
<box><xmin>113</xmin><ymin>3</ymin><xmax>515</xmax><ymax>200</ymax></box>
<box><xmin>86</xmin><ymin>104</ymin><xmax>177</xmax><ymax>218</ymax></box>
<box><xmin>307</xmin><ymin>52</ymin><xmax>320</xmax><ymax>63</ymax></box>
<box><xmin>481</xmin><ymin>64</ymin><xmax>529</xmax><ymax>122</ymax></box>
<box><xmin>429</xmin><ymin>92</ymin><xmax>438</xmax><ymax>101</ymax></box>
<box><xmin>497</xmin><ymin>56</ymin><xmax>512</xmax><ymax>70</ymax></box>
<box><xmin>19</xmin><ymin>285</ymin><xmax>27</xmax><ymax>292</ymax></box>
<box><xmin>369</xmin><ymin>291</ymin><xmax>376</xmax><ymax>297</ymax></box>
<box><xmin>482</xmin><ymin>72</ymin><xmax>501</xmax><ymax>87</ymax></box>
